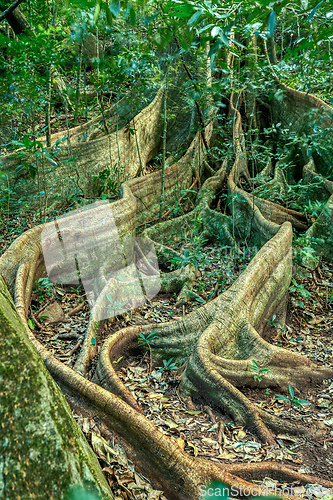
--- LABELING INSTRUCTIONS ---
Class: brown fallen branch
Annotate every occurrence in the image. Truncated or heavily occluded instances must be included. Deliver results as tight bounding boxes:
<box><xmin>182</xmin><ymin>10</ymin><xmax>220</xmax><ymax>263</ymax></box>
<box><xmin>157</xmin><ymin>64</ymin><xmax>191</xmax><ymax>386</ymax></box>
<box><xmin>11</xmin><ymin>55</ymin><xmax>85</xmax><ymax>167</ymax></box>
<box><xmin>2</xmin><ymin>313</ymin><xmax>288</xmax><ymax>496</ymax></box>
<box><xmin>69</xmin><ymin>338</ymin><xmax>83</xmax><ymax>356</ymax></box>
<box><xmin>58</xmin><ymin>331</ymin><xmax>80</xmax><ymax>340</ymax></box>
<box><xmin>68</xmin><ymin>301</ymin><xmax>86</xmax><ymax>317</ymax></box>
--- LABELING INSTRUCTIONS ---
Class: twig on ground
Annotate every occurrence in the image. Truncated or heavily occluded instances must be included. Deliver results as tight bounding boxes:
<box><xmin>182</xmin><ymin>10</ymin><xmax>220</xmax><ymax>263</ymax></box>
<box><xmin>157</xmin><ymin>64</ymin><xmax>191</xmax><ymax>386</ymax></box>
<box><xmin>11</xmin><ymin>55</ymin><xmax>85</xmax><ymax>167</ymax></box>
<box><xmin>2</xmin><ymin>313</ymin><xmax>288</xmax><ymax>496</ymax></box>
<box><xmin>29</xmin><ymin>306</ymin><xmax>42</xmax><ymax>330</ymax></box>
<box><xmin>68</xmin><ymin>301</ymin><xmax>86</xmax><ymax>316</ymax></box>
<box><xmin>69</xmin><ymin>338</ymin><xmax>83</xmax><ymax>356</ymax></box>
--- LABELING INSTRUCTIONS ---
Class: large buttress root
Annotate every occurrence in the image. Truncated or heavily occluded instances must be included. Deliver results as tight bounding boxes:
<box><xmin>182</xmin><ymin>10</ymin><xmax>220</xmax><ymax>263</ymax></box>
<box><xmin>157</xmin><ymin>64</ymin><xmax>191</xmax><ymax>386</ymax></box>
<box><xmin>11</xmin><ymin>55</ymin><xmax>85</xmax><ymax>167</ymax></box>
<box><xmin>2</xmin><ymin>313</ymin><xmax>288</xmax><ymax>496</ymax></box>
<box><xmin>2</xmin><ymin>83</ymin><xmax>333</xmax><ymax>498</ymax></box>
<box><xmin>96</xmin><ymin>222</ymin><xmax>333</xmax><ymax>447</ymax></box>
<box><xmin>4</xmin><ymin>232</ymin><xmax>331</xmax><ymax>500</ymax></box>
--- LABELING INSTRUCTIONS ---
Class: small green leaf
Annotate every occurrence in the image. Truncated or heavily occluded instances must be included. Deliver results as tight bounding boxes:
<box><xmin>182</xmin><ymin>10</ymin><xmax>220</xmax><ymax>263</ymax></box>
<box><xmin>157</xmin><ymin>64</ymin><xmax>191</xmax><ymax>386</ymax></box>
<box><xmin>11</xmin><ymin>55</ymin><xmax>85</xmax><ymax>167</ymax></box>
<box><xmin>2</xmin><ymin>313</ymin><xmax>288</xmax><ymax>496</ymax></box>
<box><xmin>267</xmin><ymin>10</ymin><xmax>277</xmax><ymax>39</ymax></box>
<box><xmin>113</xmin><ymin>356</ymin><xmax>123</xmax><ymax>364</ymax></box>
<box><xmin>188</xmin><ymin>10</ymin><xmax>202</xmax><ymax>27</ymax></box>
<box><xmin>220</xmin><ymin>33</ymin><xmax>229</xmax><ymax>47</ymax></box>
<box><xmin>275</xmin><ymin>394</ymin><xmax>290</xmax><ymax>402</ymax></box>
<box><xmin>288</xmin><ymin>384</ymin><xmax>295</xmax><ymax>399</ymax></box>
<box><xmin>307</xmin><ymin>0</ymin><xmax>325</xmax><ymax>21</ymax></box>
<box><xmin>94</xmin><ymin>0</ymin><xmax>102</xmax><ymax>24</ymax></box>
<box><xmin>109</xmin><ymin>0</ymin><xmax>120</xmax><ymax>17</ymax></box>
<box><xmin>28</xmin><ymin>318</ymin><xmax>35</xmax><ymax>330</ymax></box>
<box><xmin>91</xmin><ymin>337</ymin><xmax>96</xmax><ymax>345</ymax></box>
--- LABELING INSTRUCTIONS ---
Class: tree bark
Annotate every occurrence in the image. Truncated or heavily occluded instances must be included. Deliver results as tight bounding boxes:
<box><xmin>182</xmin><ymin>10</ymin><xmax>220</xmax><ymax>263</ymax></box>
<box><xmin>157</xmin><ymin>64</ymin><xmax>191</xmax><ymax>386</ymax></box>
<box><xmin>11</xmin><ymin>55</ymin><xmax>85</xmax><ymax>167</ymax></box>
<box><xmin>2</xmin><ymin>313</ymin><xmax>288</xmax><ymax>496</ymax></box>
<box><xmin>0</xmin><ymin>277</ymin><xmax>113</xmax><ymax>499</ymax></box>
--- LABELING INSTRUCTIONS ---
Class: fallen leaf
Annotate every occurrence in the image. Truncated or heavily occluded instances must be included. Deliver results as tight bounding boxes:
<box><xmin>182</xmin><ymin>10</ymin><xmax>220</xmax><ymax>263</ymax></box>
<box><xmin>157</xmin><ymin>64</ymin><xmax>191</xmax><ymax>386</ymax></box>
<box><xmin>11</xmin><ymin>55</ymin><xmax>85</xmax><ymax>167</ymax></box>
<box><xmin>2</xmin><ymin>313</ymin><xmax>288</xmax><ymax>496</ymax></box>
<box><xmin>164</xmin><ymin>417</ymin><xmax>179</xmax><ymax>429</ymax></box>
<box><xmin>217</xmin><ymin>450</ymin><xmax>236</xmax><ymax>459</ymax></box>
<box><xmin>236</xmin><ymin>429</ymin><xmax>246</xmax><ymax>440</ymax></box>
<box><xmin>187</xmin><ymin>442</ymin><xmax>199</xmax><ymax>457</ymax></box>
<box><xmin>176</xmin><ymin>438</ymin><xmax>185</xmax><ymax>450</ymax></box>
<box><xmin>202</xmin><ymin>437</ymin><xmax>218</xmax><ymax>448</ymax></box>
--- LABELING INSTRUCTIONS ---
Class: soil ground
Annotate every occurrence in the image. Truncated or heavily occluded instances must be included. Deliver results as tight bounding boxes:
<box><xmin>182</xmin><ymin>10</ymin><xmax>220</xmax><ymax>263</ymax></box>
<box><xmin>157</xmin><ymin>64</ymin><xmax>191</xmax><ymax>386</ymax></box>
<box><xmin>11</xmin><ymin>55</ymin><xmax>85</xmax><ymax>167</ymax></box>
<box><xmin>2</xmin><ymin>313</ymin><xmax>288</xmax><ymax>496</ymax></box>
<box><xmin>1</xmin><ymin>209</ymin><xmax>332</xmax><ymax>500</ymax></box>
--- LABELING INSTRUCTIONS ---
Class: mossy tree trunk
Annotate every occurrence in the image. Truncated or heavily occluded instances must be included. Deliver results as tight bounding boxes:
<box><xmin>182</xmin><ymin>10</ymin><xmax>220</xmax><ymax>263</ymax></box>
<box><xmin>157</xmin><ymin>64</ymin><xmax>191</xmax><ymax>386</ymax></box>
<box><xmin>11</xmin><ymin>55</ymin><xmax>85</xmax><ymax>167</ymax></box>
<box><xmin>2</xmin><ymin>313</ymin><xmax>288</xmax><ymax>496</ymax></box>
<box><xmin>0</xmin><ymin>277</ymin><xmax>113</xmax><ymax>500</ymax></box>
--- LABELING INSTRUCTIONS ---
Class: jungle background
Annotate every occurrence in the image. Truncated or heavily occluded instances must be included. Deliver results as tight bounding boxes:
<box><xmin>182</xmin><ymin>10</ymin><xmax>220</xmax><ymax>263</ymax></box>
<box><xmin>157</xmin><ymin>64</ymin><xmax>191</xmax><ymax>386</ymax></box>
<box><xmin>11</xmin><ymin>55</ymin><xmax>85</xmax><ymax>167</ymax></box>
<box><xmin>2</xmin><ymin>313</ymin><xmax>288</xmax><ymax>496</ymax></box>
<box><xmin>1</xmin><ymin>0</ymin><xmax>333</xmax><ymax>499</ymax></box>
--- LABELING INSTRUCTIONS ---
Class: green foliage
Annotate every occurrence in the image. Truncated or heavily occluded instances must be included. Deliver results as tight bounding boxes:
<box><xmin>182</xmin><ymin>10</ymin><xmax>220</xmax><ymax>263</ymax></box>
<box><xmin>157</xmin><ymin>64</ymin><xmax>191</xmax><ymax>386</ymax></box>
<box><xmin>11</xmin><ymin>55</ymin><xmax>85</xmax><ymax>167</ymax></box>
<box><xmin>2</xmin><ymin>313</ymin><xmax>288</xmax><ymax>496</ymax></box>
<box><xmin>33</xmin><ymin>277</ymin><xmax>55</xmax><ymax>301</ymax></box>
<box><xmin>293</xmin><ymin>236</ymin><xmax>320</xmax><ymax>268</ymax></box>
<box><xmin>168</xmin><ymin>234</ymin><xmax>208</xmax><ymax>271</ymax></box>
<box><xmin>113</xmin><ymin>355</ymin><xmax>123</xmax><ymax>364</ymax></box>
<box><xmin>158</xmin><ymin>358</ymin><xmax>177</xmax><ymax>372</ymax></box>
<box><xmin>249</xmin><ymin>360</ymin><xmax>270</xmax><ymax>385</ymax></box>
<box><xmin>265</xmin><ymin>314</ymin><xmax>280</xmax><ymax>328</ymax></box>
<box><xmin>0</xmin><ymin>170</ymin><xmax>14</xmax><ymax>217</ymax></box>
<box><xmin>105</xmin><ymin>292</ymin><xmax>126</xmax><ymax>316</ymax></box>
<box><xmin>93</xmin><ymin>166</ymin><xmax>122</xmax><ymax>199</ymax></box>
<box><xmin>137</xmin><ymin>331</ymin><xmax>157</xmax><ymax>347</ymax></box>
<box><xmin>289</xmin><ymin>279</ymin><xmax>312</xmax><ymax>308</ymax></box>
<box><xmin>275</xmin><ymin>384</ymin><xmax>310</xmax><ymax>408</ymax></box>
<box><xmin>28</xmin><ymin>318</ymin><xmax>35</xmax><ymax>330</ymax></box>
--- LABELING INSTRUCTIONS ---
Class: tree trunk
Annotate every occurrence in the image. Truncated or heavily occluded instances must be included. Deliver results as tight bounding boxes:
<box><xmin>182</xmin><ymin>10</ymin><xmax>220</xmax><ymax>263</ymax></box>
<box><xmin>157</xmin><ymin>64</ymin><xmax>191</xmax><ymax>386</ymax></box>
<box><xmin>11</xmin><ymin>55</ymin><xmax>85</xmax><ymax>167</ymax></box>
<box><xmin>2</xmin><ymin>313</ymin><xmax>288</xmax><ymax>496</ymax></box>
<box><xmin>0</xmin><ymin>277</ymin><xmax>113</xmax><ymax>499</ymax></box>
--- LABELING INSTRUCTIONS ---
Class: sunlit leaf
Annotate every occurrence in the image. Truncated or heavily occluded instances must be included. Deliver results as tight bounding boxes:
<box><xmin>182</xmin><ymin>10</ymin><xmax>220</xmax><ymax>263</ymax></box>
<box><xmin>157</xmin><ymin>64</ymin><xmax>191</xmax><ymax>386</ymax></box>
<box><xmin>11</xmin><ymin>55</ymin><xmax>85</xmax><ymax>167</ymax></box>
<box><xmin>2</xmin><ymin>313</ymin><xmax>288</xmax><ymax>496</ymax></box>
<box><xmin>220</xmin><ymin>33</ymin><xmax>229</xmax><ymax>47</ymax></box>
<box><xmin>267</xmin><ymin>10</ymin><xmax>276</xmax><ymax>39</ymax></box>
<box><xmin>28</xmin><ymin>318</ymin><xmax>35</xmax><ymax>330</ymax></box>
<box><xmin>211</xmin><ymin>26</ymin><xmax>222</xmax><ymax>38</ymax></box>
<box><xmin>109</xmin><ymin>0</ymin><xmax>121</xmax><ymax>17</ymax></box>
<box><xmin>93</xmin><ymin>0</ymin><xmax>102</xmax><ymax>24</ymax></box>
<box><xmin>307</xmin><ymin>0</ymin><xmax>325</xmax><ymax>21</ymax></box>
<box><xmin>188</xmin><ymin>10</ymin><xmax>203</xmax><ymax>27</ymax></box>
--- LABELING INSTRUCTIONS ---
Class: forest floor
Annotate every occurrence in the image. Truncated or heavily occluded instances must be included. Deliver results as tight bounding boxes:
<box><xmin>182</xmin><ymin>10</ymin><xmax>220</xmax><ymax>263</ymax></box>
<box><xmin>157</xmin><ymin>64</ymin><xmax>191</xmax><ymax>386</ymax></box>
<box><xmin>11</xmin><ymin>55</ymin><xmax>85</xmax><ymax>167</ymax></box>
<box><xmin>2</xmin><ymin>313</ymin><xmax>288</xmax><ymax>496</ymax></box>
<box><xmin>1</xmin><ymin>209</ymin><xmax>333</xmax><ymax>500</ymax></box>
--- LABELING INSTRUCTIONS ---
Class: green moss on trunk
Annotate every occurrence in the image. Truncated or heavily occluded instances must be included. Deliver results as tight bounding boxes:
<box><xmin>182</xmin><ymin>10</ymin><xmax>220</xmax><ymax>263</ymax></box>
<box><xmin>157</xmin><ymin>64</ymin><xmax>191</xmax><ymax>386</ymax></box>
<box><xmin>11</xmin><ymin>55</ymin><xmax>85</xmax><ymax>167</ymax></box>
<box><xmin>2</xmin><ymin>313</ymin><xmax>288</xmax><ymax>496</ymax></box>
<box><xmin>0</xmin><ymin>278</ymin><xmax>113</xmax><ymax>500</ymax></box>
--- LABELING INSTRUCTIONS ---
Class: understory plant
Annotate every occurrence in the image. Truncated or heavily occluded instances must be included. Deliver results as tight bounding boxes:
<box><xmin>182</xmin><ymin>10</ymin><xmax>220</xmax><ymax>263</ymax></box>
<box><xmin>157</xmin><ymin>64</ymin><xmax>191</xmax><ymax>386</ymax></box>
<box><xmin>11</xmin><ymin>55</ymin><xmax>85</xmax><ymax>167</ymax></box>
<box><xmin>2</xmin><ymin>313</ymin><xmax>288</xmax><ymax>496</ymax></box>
<box><xmin>249</xmin><ymin>360</ymin><xmax>270</xmax><ymax>387</ymax></box>
<box><xmin>138</xmin><ymin>331</ymin><xmax>158</xmax><ymax>374</ymax></box>
<box><xmin>289</xmin><ymin>279</ymin><xmax>312</xmax><ymax>308</ymax></box>
<box><xmin>275</xmin><ymin>384</ymin><xmax>310</xmax><ymax>409</ymax></box>
<box><xmin>168</xmin><ymin>233</ymin><xmax>208</xmax><ymax>271</ymax></box>
<box><xmin>158</xmin><ymin>358</ymin><xmax>177</xmax><ymax>373</ymax></box>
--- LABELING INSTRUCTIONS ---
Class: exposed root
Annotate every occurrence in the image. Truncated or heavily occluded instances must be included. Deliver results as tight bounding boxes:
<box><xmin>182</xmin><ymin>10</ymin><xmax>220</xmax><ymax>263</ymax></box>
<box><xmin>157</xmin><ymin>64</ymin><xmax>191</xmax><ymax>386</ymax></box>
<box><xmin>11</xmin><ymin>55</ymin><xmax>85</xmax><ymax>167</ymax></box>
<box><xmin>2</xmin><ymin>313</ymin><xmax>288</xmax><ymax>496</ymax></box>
<box><xmin>226</xmin><ymin>462</ymin><xmax>333</xmax><ymax>488</ymax></box>
<box><xmin>19</xmin><ymin>331</ymin><xmax>333</xmax><ymax>500</ymax></box>
<box><xmin>2</xmin><ymin>79</ymin><xmax>333</xmax><ymax>499</ymax></box>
